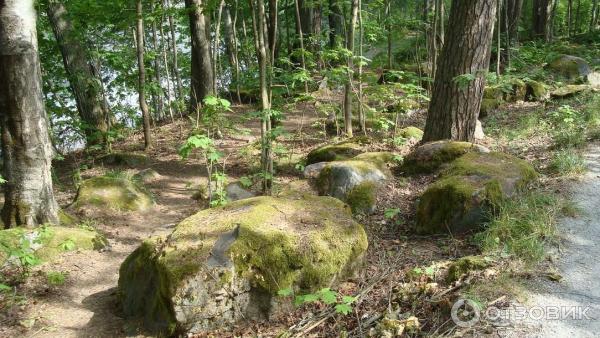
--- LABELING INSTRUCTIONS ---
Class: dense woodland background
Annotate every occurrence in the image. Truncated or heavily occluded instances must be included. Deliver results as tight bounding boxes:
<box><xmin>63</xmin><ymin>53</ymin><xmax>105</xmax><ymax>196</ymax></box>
<box><xmin>1</xmin><ymin>0</ymin><xmax>600</xmax><ymax>336</ymax></box>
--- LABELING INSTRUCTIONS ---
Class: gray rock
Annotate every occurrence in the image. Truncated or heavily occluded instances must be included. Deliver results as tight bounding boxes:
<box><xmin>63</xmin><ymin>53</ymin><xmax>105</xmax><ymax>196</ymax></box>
<box><xmin>474</xmin><ymin>120</ymin><xmax>485</xmax><ymax>140</ymax></box>
<box><xmin>303</xmin><ymin>162</ymin><xmax>329</xmax><ymax>178</ymax></box>
<box><xmin>225</xmin><ymin>182</ymin><xmax>255</xmax><ymax>201</ymax></box>
<box><xmin>547</xmin><ymin>55</ymin><xmax>592</xmax><ymax>80</ymax></box>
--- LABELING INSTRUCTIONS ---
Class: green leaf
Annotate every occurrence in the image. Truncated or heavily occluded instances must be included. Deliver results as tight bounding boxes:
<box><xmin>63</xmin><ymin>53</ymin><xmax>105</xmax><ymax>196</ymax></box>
<box><xmin>239</xmin><ymin>176</ymin><xmax>253</xmax><ymax>188</ymax></box>
<box><xmin>342</xmin><ymin>295</ymin><xmax>358</xmax><ymax>304</ymax></box>
<box><xmin>318</xmin><ymin>288</ymin><xmax>338</xmax><ymax>305</ymax></box>
<box><xmin>277</xmin><ymin>287</ymin><xmax>293</xmax><ymax>297</ymax></box>
<box><xmin>384</xmin><ymin>208</ymin><xmax>401</xmax><ymax>219</ymax></box>
<box><xmin>59</xmin><ymin>238</ymin><xmax>76</xmax><ymax>251</ymax></box>
<box><xmin>334</xmin><ymin>303</ymin><xmax>353</xmax><ymax>315</ymax></box>
<box><xmin>0</xmin><ymin>283</ymin><xmax>11</xmax><ymax>292</ymax></box>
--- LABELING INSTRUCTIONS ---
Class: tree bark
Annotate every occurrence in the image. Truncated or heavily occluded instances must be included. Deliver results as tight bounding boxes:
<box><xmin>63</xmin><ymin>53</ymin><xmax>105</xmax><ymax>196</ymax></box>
<box><xmin>46</xmin><ymin>0</ymin><xmax>109</xmax><ymax>148</ymax></box>
<box><xmin>136</xmin><ymin>0</ymin><xmax>152</xmax><ymax>149</ymax></box>
<box><xmin>422</xmin><ymin>0</ymin><xmax>497</xmax><ymax>142</ymax></box>
<box><xmin>151</xmin><ymin>0</ymin><xmax>164</xmax><ymax>121</ymax></box>
<box><xmin>166</xmin><ymin>0</ymin><xmax>184</xmax><ymax>102</ymax></box>
<box><xmin>224</xmin><ymin>6</ymin><xmax>241</xmax><ymax>102</ymax></box>
<box><xmin>532</xmin><ymin>0</ymin><xmax>552</xmax><ymax>41</ymax></box>
<box><xmin>343</xmin><ymin>0</ymin><xmax>359</xmax><ymax>138</ymax></box>
<box><xmin>328</xmin><ymin>0</ymin><xmax>343</xmax><ymax>48</ymax></box>
<box><xmin>186</xmin><ymin>0</ymin><xmax>214</xmax><ymax>113</ymax></box>
<box><xmin>0</xmin><ymin>0</ymin><xmax>60</xmax><ymax>228</ymax></box>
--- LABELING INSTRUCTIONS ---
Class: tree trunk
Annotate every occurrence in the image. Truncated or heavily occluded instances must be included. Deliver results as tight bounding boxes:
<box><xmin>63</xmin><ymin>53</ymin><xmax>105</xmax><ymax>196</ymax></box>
<box><xmin>328</xmin><ymin>0</ymin><xmax>343</xmax><ymax>48</ymax></box>
<box><xmin>0</xmin><ymin>0</ymin><xmax>60</xmax><ymax>228</ymax></box>
<box><xmin>343</xmin><ymin>0</ymin><xmax>359</xmax><ymax>138</ymax></box>
<box><xmin>590</xmin><ymin>0</ymin><xmax>599</xmax><ymax>31</ymax></box>
<box><xmin>268</xmin><ymin>0</ymin><xmax>278</xmax><ymax>63</ymax></box>
<box><xmin>151</xmin><ymin>0</ymin><xmax>164</xmax><ymax>121</ymax></box>
<box><xmin>46</xmin><ymin>0</ymin><xmax>109</xmax><ymax>148</ymax></box>
<box><xmin>166</xmin><ymin>0</ymin><xmax>184</xmax><ymax>103</ymax></box>
<box><xmin>186</xmin><ymin>0</ymin><xmax>214</xmax><ymax>112</ymax></box>
<box><xmin>532</xmin><ymin>0</ymin><xmax>552</xmax><ymax>41</ymax></box>
<box><xmin>224</xmin><ymin>6</ymin><xmax>242</xmax><ymax>102</ymax></box>
<box><xmin>422</xmin><ymin>0</ymin><xmax>497</xmax><ymax>142</ymax></box>
<box><xmin>506</xmin><ymin>0</ymin><xmax>523</xmax><ymax>43</ymax></box>
<box><xmin>250</xmin><ymin>0</ymin><xmax>273</xmax><ymax>194</ymax></box>
<box><xmin>294</xmin><ymin>0</ymin><xmax>309</xmax><ymax>93</ymax></box>
<box><xmin>136</xmin><ymin>0</ymin><xmax>152</xmax><ymax>149</ymax></box>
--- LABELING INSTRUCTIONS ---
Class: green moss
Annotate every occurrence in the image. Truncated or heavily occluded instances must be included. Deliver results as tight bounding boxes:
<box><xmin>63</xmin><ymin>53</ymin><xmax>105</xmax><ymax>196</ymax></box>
<box><xmin>99</xmin><ymin>152</ymin><xmax>149</xmax><ymax>167</ymax></box>
<box><xmin>58</xmin><ymin>209</ymin><xmax>78</xmax><ymax>226</ymax></box>
<box><xmin>0</xmin><ymin>226</ymin><xmax>107</xmax><ymax>265</ymax></box>
<box><xmin>403</xmin><ymin>141</ymin><xmax>488</xmax><ymax>174</ymax></box>
<box><xmin>446</xmin><ymin>256</ymin><xmax>490</xmax><ymax>283</ymax></box>
<box><xmin>118</xmin><ymin>195</ymin><xmax>368</xmax><ymax>333</ymax></box>
<box><xmin>484</xmin><ymin>86</ymin><xmax>504</xmax><ymax>100</ymax></box>
<box><xmin>351</xmin><ymin>152</ymin><xmax>396</xmax><ymax>169</ymax></box>
<box><xmin>480</xmin><ymin>98</ymin><xmax>502</xmax><ymax>117</ymax></box>
<box><xmin>551</xmin><ymin>84</ymin><xmax>589</xmax><ymax>98</ymax></box>
<box><xmin>547</xmin><ymin>55</ymin><xmax>590</xmax><ymax>80</ymax></box>
<box><xmin>306</xmin><ymin>137</ymin><xmax>369</xmax><ymax>165</ymax></box>
<box><xmin>398</xmin><ymin>126</ymin><xmax>424</xmax><ymax>141</ymax></box>
<box><xmin>505</xmin><ymin>79</ymin><xmax>527</xmax><ymax>102</ymax></box>
<box><xmin>415</xmin><ymin>152</ymin><xmax>538</xmax><ymax>235</ymax></box>
<box><xmin>346</xmin><ymin>182</ymin><xmax>377</xmax><ymax>214</ymax></box>
<box><xmin>525</xmin><ymin>80</ymin><xmax>548</xmax><ymax>101</ymax></box>
<box><xmin>73</xmin><ymin>176</ymin><xmax>154</xmax><ymax>211</ymax></box>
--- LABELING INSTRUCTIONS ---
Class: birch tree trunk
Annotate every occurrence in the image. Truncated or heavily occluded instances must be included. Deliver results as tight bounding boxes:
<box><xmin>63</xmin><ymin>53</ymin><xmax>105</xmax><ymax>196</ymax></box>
<box><xmin>46</xmin><ymin>0</ymin><xmax>109</xmax><ymax>148</ymax></box>
<box><xmin>0</xmin><ymin>0</ymin><xmax>60</xmax><ymax>228</ymax></box>
<box><xmin>423</xmin><ymin>0</ymin><xmax>497</xmax><ymax>142</ymax></box>
<box><xmin>136</xmin><ymin>0</ymin><xmax>152</xmax><ymax>149</ymax></box>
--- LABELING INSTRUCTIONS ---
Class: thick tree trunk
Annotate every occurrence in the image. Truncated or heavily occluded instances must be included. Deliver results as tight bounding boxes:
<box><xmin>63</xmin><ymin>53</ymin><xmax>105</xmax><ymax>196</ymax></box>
<box><xmin>46</xmin><ymin>0</ymin><xmax>109</xmax><ymax>148</ymax></box>
<box><xmin>135</xmin><ymin>0</ymin><xmax>152</xmax><ymax>149</ymax></box>
<box><xmin>422</xmin><ymin>0</ymin><xmax>497</xmax><ymax>142</ymax></box>
<box><xmin>0</xmin><ymin>0</ymin><xmax>60</xmax><ymax>228</ymax></box>
<box><xmin>186</xmin><ymin>0</ymin><xmax>214</xmax><ymax>112</ymax></box>
<box><xmin>532</xmin><ymin>0</ymin><xmax>552</xmax><ymax>41</ymax></box>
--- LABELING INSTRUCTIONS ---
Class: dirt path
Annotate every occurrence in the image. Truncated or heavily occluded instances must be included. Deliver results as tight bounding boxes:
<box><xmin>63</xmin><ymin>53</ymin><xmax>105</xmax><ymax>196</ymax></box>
<box><xmin>501</xmin><ymin>145</ymin><xmax>600</xmax><ymax>337</ymax></box>
<box><xmin>24</xmin><ymin>161</ymin><xmax>202</xmax><ymax>338</ymax></box>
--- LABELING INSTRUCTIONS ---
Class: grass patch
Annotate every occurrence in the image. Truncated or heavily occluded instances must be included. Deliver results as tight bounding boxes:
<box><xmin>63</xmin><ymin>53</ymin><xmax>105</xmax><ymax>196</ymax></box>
<box><xmin>548</xmin><ymin>150</ymin><xmax>586</xmax><ymax>176</ymax></box>
<box><xmin>474</xmin><ymin>192</ymin><xmax>562</xmax><ymax>263</ymax></box>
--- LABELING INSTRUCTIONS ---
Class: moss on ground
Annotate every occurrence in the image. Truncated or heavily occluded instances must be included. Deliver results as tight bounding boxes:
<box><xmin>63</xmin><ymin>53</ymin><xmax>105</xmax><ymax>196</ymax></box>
<box><xmin>0</xmin><ymin>226</ymin><xmax>107</xmax><ymax>265</ymax></box>
<box><xmin>73</xmin><ymin>176</ymin><xmax>154</xmax><ymax>211</ymax></box>
<box><xmin>446</xmin><ymin>256</ymin><xmax>490</xmax><ymax>283</ymax></box>
<box><xmin>398</xmin><ymin>126</ymin><xmax>424</xmax><ymax>141</ymax></box>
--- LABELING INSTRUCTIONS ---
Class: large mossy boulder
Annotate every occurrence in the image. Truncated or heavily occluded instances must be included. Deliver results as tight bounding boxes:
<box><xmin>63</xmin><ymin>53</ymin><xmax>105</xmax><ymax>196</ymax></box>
<box><xmin>402</xmin><ymin>141</ymin><xmax>490</xmax><ymax>175</ymax></box>
<box><xmin>73</xmin><ymin>176</ymin><xmax>154</xmax><ymax>211</ymax></box>
<box><xmin>306</xmin><ymin>137</ymin><xmax>369</xmax><ymax>165</ymax></box>
<box><xmin>550</xmin><ymin>84</ymin><xmax>589</xmax><ymax>98</ymax></box>
<box><xmin>547</xmin><ymin>55</ymin><xmax>591</xmax><ymax>81</ymax></box>
<box><xmin>0</xmin><ymin>226</ymin><xmax>107</xmax><ymax>265</ymax></box>
<box><xmin>118</xmin><ymin>195</ymin><xmax>368</xmax><ymax>335</ymax></box>
<box><xmin>398</xmin><ymin>126</ymin><xmax>424</xmax><ymax>141</ymax></box>
<box><xmin>316</xmin><ymin>158</ymin><xmax>389</xmax><ymax>214</ymax></box>
<box><xmin>99</xmin><ymin>152</ymin><xmax>149</xmax><ymax>167</ymax></box>
<box><xmin>415</xmin><ymin>152</ymin><xmax>537</xmax><ymax>235</ymax></box>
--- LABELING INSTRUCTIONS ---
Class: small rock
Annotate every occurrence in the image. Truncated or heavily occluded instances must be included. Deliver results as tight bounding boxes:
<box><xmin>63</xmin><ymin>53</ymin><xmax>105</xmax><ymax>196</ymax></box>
<box><xmin>474</xmin><ymin>120</ymin><xmax>485</xmax><ymax>140</ymax></box>
<box><xmin>225</xmin><ymin>182</ymin><xmax>255</xmax><ymax>201</ymax></box>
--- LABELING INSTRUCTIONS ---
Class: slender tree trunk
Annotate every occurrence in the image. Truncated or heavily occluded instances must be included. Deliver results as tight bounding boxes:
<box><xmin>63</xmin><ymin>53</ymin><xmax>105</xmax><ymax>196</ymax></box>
<box><xmin>496</xmin><ymin>0</ymin><xmax>501</xmax><ymax>77</ymax></box>
<box><xmin>151</xmin><ymin>0</ymin><xmax>164</xmax><ymax>121</ymax></box>
<box><xmin>136</xmin><ymin>0</ymin><xmax>152</xmax><ymax>149</ymax></box>
<box><xmin>159</xmin><ymin>4</ymin><xmax>175</xmax><ymax>123</ymax></box>
<box><xmin>590</xmin><ymin>0</ymin><xmax>599</xmax><ymax>31</ymax></box>
<box><xmin>250</xmin><ymin>0</ymin><xmax>273</xmax><ymax>194</ymax></box>
<box><xmin>186</xmin><ymin>0</ymin><xmax>214</xmax><ymax>112</ymax></box>
<box><xmin>46</xmin><ymin>0</ymin><xmax>109</xmax><ymax>148</ymax></box>
<box><xmin>357</xmin><ymin>0</ymin><xmax>365</xmax><ymax>133</ymax></box>
<box><xmin>575</xmin><ymin>0</ymin><xmax>582</xmax><ymax>34</ymax></box>
<box><xmin>568</xmin><ymin>0</ymin><xmax>573</xmax><ymax>36</ymax></box>
<box><xmin>329</xmin><ymin>0</ymin><xmax>343</xmax><ymax>48</ymax></box>
<box><xmin>294</xmin><ymin>0</ymin><xmax>309</xmax><ymax>93</ymax></box>
<box><xmin>422</xmin><ymin>0</ymin><xmax>497</xmax><ymax>142</ymax></box>
<box><xmin>386</xmin><ymin>0</ymin><xmax>392</xmax><ymax>69</ymax></box>
<box><xmin>0</xmin><ymin>0</ymin><xmax>60</xmax><ymax>228</ymax></box>
<box><xmin>224</xmin><ymin>6</ymin><xmax>242</xmax><ymax>102</ymax></box>
<box><xmin>343</xmin><ymin>0</ymin><xmax>359</xmax><ymax>138</ymax></box>
<box><xmin>532</xmin><ymin>0</ymin><xmax>552</xmax><ymax>41</ymax></box>
<box><xmin>213</xmin><ymin>0</ymin><xmax>225</xmax><ymax>95</ymax></box>
<box><xmin>268</xmin><ymin>0</ymin><xmax>279</xmax><ymax>63</ymax></box>
<box><xmin>166</xmin><ymin>0</ymin><xmax>184</xmax><ymax>103</ymax></box>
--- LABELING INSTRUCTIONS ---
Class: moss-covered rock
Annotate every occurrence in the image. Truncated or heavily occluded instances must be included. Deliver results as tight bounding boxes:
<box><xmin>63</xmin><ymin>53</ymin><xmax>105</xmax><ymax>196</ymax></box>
<box><xmin>73</xmin><ymin>176</ymin><xmax>154</xmax><ymax>212</ymax></box>
<box><xmin>352</xmin><ymin>152</ymin><xmax>397</xmax><ymax>166</ymax></box>
<box><xmin>58</xmin><ymin>209</ymin><xmax>79</xmax><ymax>226</ymax></box>
<box><xmin>402</xmin><ymin>141</ymin><xmax>490</xmax><ymax>175</ymax></box>
<box><xmin>483</xmin><ymin>86</ymin><xmax>504</xmax><ymax>100</ymax></box>
<box><xmin>551</xmin><ymin>84</ymin><xmax>590</xmax><ymax>98</ymax></box>
<box><xmin>99</xmin><ymin>152</ymin><xmax>149</xmax><ymax>167</ymax></box>
<box><xmin>480</xmin><ymin>98</ymin><xmax>502</xmax><ymax>118</ymax></box>
<box><xmin>446</xmin><ymin>256</ymin><xmax>491</xmax><ymax>283</ymax></box>
<box><xmin>0</xmin><ymin>226</ymin><xmax>107</xmax><ymax>265</ymax></box>
<box><xmin>415</xmin><ymin>152</ymin><xmax>537</xmax><ymax>235</ymax></box>
<box><xmin>305</xmin><ymin>137</ymin><xmax>369</xmax><ymax>165</ymax></box>
<box><xmin>133</xmin><ymin>168</ymin><xmax>161</xmax><ymax>184</ymax></box>
<box><xmin>118</xmin><ymin>195</ymin><xmax>368</xmax><ymax>335</ymax></box>
<box><xmin>547</xmin><ymin>55</ymin><xmax>591</xmax><ymax>81</ymax></box>
<box><xmin>525</xmin><ymin>80</ymin><xmax>549</xmax><ymax>101</ymax></box>
<box><xmin>316</xmin><ymin>160</ymin><xmax>389</xmax><ymax>214</ymax></box>
<box><xmin>398</xmin><ymin>127</ymin><xmax>424</xmax><ymax>141</ymax></box>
